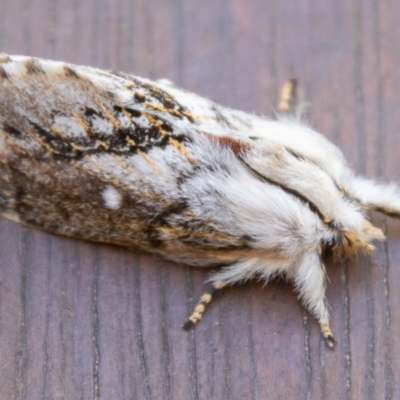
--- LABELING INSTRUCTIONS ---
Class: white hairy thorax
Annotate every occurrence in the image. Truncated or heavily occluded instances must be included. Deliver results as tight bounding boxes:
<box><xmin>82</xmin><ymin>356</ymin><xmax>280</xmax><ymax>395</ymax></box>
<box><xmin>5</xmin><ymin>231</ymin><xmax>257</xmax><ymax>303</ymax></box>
<box><xmin>0</xmin><ymin>54</ymin><xmax>398</xmax><ymax>348</ymax></box>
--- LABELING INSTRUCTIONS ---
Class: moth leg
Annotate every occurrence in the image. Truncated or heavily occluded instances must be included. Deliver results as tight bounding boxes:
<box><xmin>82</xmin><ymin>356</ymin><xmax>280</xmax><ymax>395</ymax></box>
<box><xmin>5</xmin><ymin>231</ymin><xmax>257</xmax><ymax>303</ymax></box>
<box><xmin>182</xmin><ymin>280</ymin><xmax>227</xmax><ymax>330</ymax></box>
<box><xmin>294</xmin><ymin>251</ymin><xmax>336</xmax><ymax>349</ymax></box>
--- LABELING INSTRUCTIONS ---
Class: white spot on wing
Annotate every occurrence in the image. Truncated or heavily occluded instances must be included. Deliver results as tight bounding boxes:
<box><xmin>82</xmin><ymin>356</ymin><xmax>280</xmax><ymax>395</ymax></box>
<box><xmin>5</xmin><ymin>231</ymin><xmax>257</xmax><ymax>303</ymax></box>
<box><xmin>91</xmin><ymin>114</ymin><xmax>114</xmax><ymax>135</ymax></box>
<box><xmin>53</xmin><ymin>115</ymin><xmax>87</xmax><ymax>138</ymax></box>
<box><xmin>102</xmin><ymin>186</ymin><xmax>122</xmax><ymax>209</ymax></box>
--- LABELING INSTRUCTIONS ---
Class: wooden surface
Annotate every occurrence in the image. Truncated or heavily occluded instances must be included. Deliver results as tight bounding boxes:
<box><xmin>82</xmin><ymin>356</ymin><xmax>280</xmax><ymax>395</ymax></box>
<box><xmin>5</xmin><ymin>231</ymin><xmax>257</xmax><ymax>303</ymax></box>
<box><xmin>0</xmin><ymin>0</ymin><xmax>400</xmax><ymax>399</ymax></box>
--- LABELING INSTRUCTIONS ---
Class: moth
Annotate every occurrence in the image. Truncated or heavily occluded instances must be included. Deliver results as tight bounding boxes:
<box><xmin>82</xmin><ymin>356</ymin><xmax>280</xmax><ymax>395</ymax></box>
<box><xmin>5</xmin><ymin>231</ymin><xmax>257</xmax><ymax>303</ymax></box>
<box><xmin>0</xmin><ymin>55</ymin><xmax>397</xmax><ymax>349</ymax></box>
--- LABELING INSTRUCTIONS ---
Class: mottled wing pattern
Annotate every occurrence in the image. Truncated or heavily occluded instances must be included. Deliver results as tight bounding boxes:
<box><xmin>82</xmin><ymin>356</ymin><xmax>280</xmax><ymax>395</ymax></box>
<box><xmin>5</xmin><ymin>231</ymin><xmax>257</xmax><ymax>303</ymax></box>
<box><xmin>3</xmin><ymin>55</ymin><xmax>400</xmax><ymax>347</ymax></box>
<box><xmin>0</xmin><ymin>55</ymin><xmax>252</xmax><ymax>261</ymax></box>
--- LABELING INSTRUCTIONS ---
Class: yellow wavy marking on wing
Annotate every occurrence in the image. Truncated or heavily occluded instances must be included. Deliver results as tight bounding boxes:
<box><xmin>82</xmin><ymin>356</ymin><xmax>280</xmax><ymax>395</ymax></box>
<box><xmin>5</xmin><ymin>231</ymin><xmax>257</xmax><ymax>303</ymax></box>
<box><xmin>142</xmin><ymin>112</ymin><xmax>166</xmax><ymax>137</ymax></box>
<box><xmin>144</xmin><ymin>102</ymin><xmax>189</xmax><ymax>119</ymax></box>
<box><xmin>0</xmin><ymin>134</ymin><xmax>30</xmax><ymax>158</ymax></box>
<box><xmin>71</xmin><ymin>158</ymin><xmax>124</xmax><ymax>190</ymax></box>
<box><xmin>109</xmin><ymin>153</ymin><xmax>140</xmax><ymax>177</ymax></box>
<box><xmin>136</xmin><ymin>149</ymin><xmax>164</xmax><ymax>176</ymax></box>
<box><xmin>126</xmin><ymin>137</ymin><xmax>136</xmax><ymax>146</ymax></box>
<box><xmin>49</xmin><ymin>125</ymin><xmax>69</xmax><ymax>141</ymax></box>
<box><xmin>24</xmin><ymin>129</ymin><xmax>60</xmax><ymax>154</ymax></box>
<box><xmin>143</xmin><ymin>112</ymin><xmax>193</xmax><ymax>162</ymax></box>
<box><xmin>81</xmin><ymin>155</ymin><xmax>122</xmax><ymax>188</ymax></box>
<box><xmin>144</xmin><ymin>101</ymin><xmax>210</xmax><ymax>121</ymax></box>
<box><xmin>96</xmin><ymin>140</ymin><xmax>109</xmax><ymax>150</ymax></box>
<box><xmin>72</xmin><ymin>112</ymin><xmax>92</xmax><ymax>133</ymax></box>
<box><xmin>168</xmin><ymin>137</ymin><xmax>194</xmax><ymax>163</ymax></box>
<box><xmin>98</xmin><ymin>103</ymin><xmax>121</xmax><ymax>130</ymax></box>
<box><xmin>70</xmin><ymin>142</ymin><xmax>83</xmax><ymax>151</ymax></box>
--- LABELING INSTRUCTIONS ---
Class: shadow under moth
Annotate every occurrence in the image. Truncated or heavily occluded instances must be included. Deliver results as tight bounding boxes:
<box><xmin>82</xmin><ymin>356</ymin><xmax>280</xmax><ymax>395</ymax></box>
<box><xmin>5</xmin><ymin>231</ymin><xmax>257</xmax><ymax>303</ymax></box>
<box><xmin>0</xmin><ymin>55</ymin><xmax>397</xmax><ymax>349</ymax></box>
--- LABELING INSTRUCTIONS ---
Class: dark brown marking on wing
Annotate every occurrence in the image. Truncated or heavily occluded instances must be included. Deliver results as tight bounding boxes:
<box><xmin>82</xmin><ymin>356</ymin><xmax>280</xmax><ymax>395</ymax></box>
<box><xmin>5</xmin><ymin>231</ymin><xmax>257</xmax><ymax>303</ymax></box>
<box><xmin>29</xmin><ymin>121</ymin><xmax>82</xmax><ymax>157</ymax></box>
<box><xmin>141</xmin><ymin>84</ymin><xmax>176</xmax><ymax>109</ymax></box>
<box><xmin>0</xmin><ymin>66</ymin><xmax>194</xmax><ymax>166</ymax></box>
<box><xmin>24</xmin><ymin>59</ymin><xmax>46</xmax><ymax>75</ymax></box>
<box><xmin>123</xmin><ymin>106</ymin><xmax>142</xmax><ymax>118</ymax></box>
<box><xmin>3</xmin><ymin>123</ymin><xmax>24</xmax><ymax>138</ymax></box>
<box><xmin>110</xmin><ymin>71</ymin><xmax>195</xmax><ymax>121</ymax></box>
<box><xmin>0</xmin><ymin>66</ymin><xmax>9</xmax><ymax>80</ymax></box>
<box><xmin>63</xmin><ymin>65</ymin><xmax>81</xmax><ymax>79</ymax></box>
<box><xmin>9</xmin><ymin>102</ymin><xmax>190</xmax><ymax>160</ymax></box>
<box><xmin>211</xmin><ymin>104</ymin><xmax>235</xmax><ymax>129</ymax></box>
<box><xmin>134</xmin><ymin>92</ymin><xmax>146</xmax><ymax>102</ymax></box>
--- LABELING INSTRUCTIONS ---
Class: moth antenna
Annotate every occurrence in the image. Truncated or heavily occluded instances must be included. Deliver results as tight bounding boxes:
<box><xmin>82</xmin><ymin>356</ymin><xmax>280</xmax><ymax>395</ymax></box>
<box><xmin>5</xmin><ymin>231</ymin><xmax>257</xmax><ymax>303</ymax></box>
<box><xmin>182</xmin><ymin>280</ymin><xmax>227</xmax><ymax>330</ymax></box>
<box><xmin>277</xmin><ymin>78</ymin><xmax>307</xmax><ymax>119</ymax></box>
<box><xmin>277</xmin><ymin>78</ymin><xmax>298</xmax><ymax>115</ymax></box>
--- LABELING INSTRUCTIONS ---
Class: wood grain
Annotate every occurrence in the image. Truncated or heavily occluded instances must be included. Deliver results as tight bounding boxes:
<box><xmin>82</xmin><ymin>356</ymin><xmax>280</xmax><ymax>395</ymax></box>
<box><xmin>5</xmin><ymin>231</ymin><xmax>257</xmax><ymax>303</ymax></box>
<box><xmin>0</xmin><ymin>0</ymin><xmax>400</xmax><ymax>398</ymax></box>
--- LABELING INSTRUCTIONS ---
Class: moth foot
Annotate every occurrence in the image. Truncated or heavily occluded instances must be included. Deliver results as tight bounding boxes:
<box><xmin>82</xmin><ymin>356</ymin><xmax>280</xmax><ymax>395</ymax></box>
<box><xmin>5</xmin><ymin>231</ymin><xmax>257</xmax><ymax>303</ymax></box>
<box><xmin>324</xmin><ymin>334</ymin><xmax>336</xmax><ymax>349</ymax></box>
<box><xmin>321</xmin><ymin>323</ymin><xmax>336</xmax><ymax>349</ymax></box>
<box><xmin>182</xmin><ymin>319</ymin><xmax>196</xmax><ymax>331</ymax></box>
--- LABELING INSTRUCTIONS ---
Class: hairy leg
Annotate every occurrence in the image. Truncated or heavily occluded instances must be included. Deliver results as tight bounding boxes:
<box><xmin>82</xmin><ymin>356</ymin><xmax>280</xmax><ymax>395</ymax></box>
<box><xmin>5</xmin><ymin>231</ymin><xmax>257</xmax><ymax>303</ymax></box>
<box><xmin>294</xmin><ymin>251</ymin><xmax>336</xmax><ymax>348</ymax></box>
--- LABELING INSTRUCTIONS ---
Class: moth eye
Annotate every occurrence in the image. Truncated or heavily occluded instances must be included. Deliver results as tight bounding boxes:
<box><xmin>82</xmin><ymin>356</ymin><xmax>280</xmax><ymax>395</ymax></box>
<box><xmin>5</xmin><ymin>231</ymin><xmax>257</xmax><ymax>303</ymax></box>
<box><xmin>101</xmin><ymin>186</ymin><xmax>123</xmax><ymax>210</ymax></box>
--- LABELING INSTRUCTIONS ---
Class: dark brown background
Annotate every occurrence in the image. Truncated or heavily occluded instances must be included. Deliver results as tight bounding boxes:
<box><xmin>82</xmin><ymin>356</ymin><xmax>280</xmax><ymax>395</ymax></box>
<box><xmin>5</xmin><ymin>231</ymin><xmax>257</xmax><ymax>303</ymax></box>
<box><xmin>0</xmin><ymin>0</ymin><xmax>399</xmax><ymax>399</ymax></box>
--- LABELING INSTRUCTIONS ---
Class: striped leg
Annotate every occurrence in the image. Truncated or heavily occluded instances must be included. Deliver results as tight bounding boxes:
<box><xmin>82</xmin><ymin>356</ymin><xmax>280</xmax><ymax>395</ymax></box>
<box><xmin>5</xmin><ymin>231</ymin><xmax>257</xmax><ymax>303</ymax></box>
<box><xmin>182</xmin><ymin>280</ymin><xmax>227</xmax><ymax>330</ymax></box>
